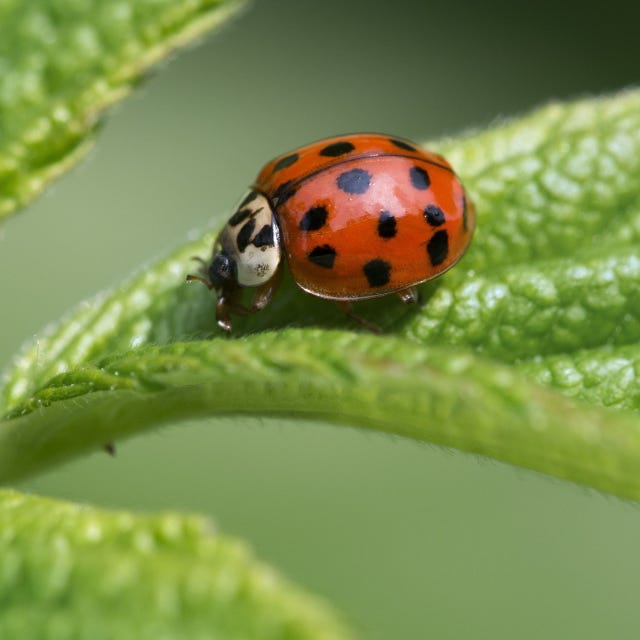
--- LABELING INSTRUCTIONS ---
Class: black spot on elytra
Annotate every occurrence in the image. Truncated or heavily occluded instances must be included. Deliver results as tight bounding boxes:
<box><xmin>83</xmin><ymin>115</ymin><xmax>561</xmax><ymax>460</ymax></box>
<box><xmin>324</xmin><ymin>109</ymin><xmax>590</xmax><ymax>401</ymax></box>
<box><xmin>363</xmin><ymin>258</ymin><xmax>391</xmax><ymax>287</ymax></box>
<box><xmin>252</xmin><ymin>223</ymin><xmax>274</xmax><ymax>248</ymax></box>
<box><xmin>308</xmin><ymin>245</ymin><xmax>337</xmax><ymax>269</ymax></box>
<box><xmin>319</xmin><ymin>141</ymin><xmax>355</xmax><ymax>157</ymax></box>
<box><xmin>377</xmin><ymin>211</ymin><xmax>397</xmax><ymax>238</ymax></box>
<box><xmin>273</xmin><ymin>181</ymin><xmax>296</xmax><ymax>205</ymax></box>
<box><xmin>229</xmin><ymin>207</ymin><xmax>253</xmax><ymax>227</ymax></box>
<box><xmin>299</xmin><ymin>206</ymin><xmax>328</xmax><ymax>231</ymax></box>
<box><xmin>273</xmin><ymin>153</ymin><xmax>299</xmax><ymax>172</ymax></box>
<box><xmin>337</xmin><ymin>168</ymin><xmax>371</xmax><ymax>195</ymax></box>
<box><xmin>410</xmin><ymin>166</ymin><xmax>430</xmax><ymax>190</ymax></box>
<box><xmin>423</xmin><ymin>204</ymin><xmax>446</xmax><ymax>227</ymax></box>
<box><xmin>389</xmin><ymin>138</ymin><xmax>416</xmax><ymax>152</ymax></box>
<box><xmin>427</xmin><ymin>230</ymin><xmax>448</xmax><ymax>266</ymax></box>
<box><xmin>237</xmin><ymin>218</ymin><xmax>256</xmax><ymax>253</ymax></box>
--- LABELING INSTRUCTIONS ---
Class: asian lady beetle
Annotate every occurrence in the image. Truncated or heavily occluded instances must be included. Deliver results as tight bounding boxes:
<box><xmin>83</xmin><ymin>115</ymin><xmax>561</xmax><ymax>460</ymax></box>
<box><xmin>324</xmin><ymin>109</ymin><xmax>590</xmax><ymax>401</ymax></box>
<box><xmin>188</xmin><ymin>133</ymin><xmax>475</xmax><ymax>332</ymax></box>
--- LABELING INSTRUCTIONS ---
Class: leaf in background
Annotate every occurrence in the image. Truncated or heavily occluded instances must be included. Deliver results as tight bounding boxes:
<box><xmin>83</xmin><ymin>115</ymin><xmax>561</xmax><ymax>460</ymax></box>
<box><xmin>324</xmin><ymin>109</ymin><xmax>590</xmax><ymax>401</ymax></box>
<box><xmin>2</xmin><ymin>90</ymin><xmax>640</xmax><ymax>500</ymax></box>
<box><xmin>0</xmin><ymin>0</ymin><xmax>247</xmax><ymax>222</ymax></box>
<box><xmin>0</xmin><ymin>490</ymin><xmax>354</xmax><ymax>640</ymax></box>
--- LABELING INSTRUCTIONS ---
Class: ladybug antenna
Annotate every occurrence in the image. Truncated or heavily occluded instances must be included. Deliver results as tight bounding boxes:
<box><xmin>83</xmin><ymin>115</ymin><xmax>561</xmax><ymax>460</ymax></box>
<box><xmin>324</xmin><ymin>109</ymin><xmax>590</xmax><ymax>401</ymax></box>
<box><xmin>186</xmin><ymin>256</ymin><xmax>215</xmax><ymax>289</ymax></box>
<box><xmin>190</xmin><ymin>256</ymin><xmax>208</xmax><ymax>269</ymax></box>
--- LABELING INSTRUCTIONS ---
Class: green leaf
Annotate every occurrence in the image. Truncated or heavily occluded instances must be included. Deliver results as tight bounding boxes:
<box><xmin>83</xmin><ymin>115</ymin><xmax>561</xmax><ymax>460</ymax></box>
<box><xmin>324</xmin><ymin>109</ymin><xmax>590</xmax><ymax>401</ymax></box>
<box><xmin>3</xmin><ymin>332</ymin><xmax>640</xmax><ymax>500</ymax></box>
<box><xmin>518</xmin><ymin>344</ymin><xmax>640</xmax><ymax>411</ymax></box>
<box><xmin>2</xmin><ymin>90</ymin><xmax>640</xmax><ymax>501</ymax></box>
<box><xmin>0</xmin><ymin>489</ymin><xmax>353</xmax><ymax>639</ymax></box>
<box><xmin>0</xmin><ymin>0</ymin><xmax>247</xmax><ymax>222</ymax></box>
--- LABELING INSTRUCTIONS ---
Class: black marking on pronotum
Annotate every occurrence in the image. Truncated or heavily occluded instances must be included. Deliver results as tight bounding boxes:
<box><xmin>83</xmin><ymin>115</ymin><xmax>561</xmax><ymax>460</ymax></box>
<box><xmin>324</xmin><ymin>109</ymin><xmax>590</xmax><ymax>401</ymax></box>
<box><xmin>337</xmin><ymin>168</ymin><xmax>371</xmax><ymax>195</ymax></box>
<box><xmin>319</xmin><ymin>141</ymin><xmax>355</xmax><ymax>157</ymax></box>
<box><xmin>363</xmin><ymin>258</ymin><xmax>392</xmax><ymax>287</ymax></box>
<box><xmin>307</xmin><ymin>244</ymin><xmax>337</xmax><ymax>269</ymax></box>
<box><xmin>236</xmin><ymin>218</ymin><xmax>256</xmax><ymax>253</ymax></box>
<box><xmin>389</xmin><ymin>138</ymin><xmax>416</xmax><ymax>152</ymax></box>
<box><xmin>377</xmin><ymin>211</ymin><xmax>397</xmax><ymax>238</ymax></box>
<box><xmin>273</xmin><ymin>153</ymin><xmax>299</xmax><ymax>172</ymax></box>
<box><xmin>229</xmin><ymin>207</ymin><xmax>254</xmax><ymax>227</ymax></box>
<box><xmin>239</xmin><ymin>191</ymin><xmax>259</xmax><ymax>208</ymax></box>
<box><xmin>252</xmin><ymin>224</ymin><xmax>275</xmax><ymax>248</ymax></box>
<box><xmin>427</xmin><ymin>230</ymin><xmax>448</xmax><ymax>266</ymax></box>
<box><xmin>410</xmin><ymin>166</ymin><xmax>430</xmax><ymax>190</ymax></box>
<box><xmin>423</xmin><ymin>204</ymin><xmax>446</xmax><ymax>227</ymax></box>
<box><xmin>299</xmin><ymin>206</ymin><xmax>329</xmax><ymax>231</ymax></box>
<box><xmin>273</xmin><ymin>180</ymin><xmax>296</xmax><ymax>206</ymax></box>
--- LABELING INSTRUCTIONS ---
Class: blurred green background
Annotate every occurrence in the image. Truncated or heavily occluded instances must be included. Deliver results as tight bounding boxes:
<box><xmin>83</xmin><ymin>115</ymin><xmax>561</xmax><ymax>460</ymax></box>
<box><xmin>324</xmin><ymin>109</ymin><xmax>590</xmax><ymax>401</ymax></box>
<box><xmin>1</xmin><ymin>0</ymin><xmax>640</xmax><ymax>637</ymax></box>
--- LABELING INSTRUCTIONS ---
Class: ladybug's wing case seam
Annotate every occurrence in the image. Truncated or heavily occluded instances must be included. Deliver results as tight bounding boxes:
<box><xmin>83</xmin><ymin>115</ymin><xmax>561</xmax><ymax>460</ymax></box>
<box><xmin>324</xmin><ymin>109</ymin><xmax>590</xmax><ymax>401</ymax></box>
<box><xmin>255</xmin><ymin>133</ymin><xmax>453</xmax><ymax>199</ymax></box>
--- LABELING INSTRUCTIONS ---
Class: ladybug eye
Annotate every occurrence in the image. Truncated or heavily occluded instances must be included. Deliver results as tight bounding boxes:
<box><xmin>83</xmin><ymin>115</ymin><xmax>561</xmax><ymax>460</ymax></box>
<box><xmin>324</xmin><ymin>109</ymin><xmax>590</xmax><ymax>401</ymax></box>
<box><xmin>209</xmin><ymin>252</ymin><xmax>237</xmax><ymax>288</ymax></box>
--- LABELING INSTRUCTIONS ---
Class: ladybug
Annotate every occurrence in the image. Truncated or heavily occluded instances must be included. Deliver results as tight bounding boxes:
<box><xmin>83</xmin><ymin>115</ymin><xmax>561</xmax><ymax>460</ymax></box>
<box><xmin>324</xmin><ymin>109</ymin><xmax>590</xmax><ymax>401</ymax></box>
<box><xmin>188</xmin><ymin>133</ymin><xmax>475</xmax><ymax>332</ymax></box>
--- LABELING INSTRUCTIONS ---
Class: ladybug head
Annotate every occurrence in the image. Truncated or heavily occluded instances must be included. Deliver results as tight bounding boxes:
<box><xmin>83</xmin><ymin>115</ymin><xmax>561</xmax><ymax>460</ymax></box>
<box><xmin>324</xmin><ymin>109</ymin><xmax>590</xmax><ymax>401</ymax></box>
<box><xmin>188</xmin><ymin>190</ymin><xmax>282</xmax><ymax>331</ymax></box>
<box><xmin>207</xmin><ymin>250</ymin><xmax>237</xmax><ymax>290</ymax></box>
<box><xmin>211</xmin><ymin>190</ymin><xmax>282</xmax><ymax>293</ymax></box>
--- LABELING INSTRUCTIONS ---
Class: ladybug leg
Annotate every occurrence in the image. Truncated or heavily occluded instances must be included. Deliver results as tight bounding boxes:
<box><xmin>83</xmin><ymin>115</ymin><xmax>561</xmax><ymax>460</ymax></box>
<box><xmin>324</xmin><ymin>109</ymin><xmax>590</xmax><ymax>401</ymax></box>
<box><xmin>396</xmin><ymin>286</ymin><xmax>420</xmax><ymax>305</ymax></box>
<box><xmin>247</xmin><ymin>263</ymin><xmax>283</xmax><ymax>313</ymax></box>
<box><xmin>218</xmin><ymin>266</ymin><xmax>284</xmax><ymax>332</ymax></box>
<box><xmin>226</xmin><ymin>265</ymin><xmax>283</xmax><ymax>316</ymax></box>
<box><xmin>215</xmin><ymin>295</ymin><xmax>234</xmax><ymax>333</ymax></box>
<box><xmin>335</xmin><ymin>301</ymin><xmax>382</xmax><ymax>334</ymax></box>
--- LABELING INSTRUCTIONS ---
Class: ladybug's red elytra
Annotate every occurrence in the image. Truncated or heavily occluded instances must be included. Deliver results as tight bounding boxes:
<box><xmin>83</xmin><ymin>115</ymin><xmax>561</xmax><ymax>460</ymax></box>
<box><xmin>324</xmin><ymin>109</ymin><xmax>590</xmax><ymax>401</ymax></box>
<box><xmin>188</xmin><ymin>133</ymin><xmax>475</xmax><ymax>332</ymax></box>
